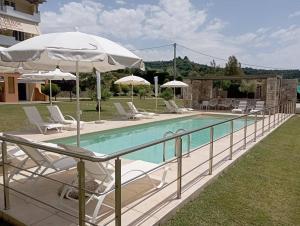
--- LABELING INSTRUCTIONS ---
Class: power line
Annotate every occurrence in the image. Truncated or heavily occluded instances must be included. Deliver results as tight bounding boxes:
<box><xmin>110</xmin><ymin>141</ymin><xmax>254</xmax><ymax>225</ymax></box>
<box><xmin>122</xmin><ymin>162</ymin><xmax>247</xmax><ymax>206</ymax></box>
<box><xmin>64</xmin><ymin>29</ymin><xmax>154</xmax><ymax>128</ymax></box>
<box><xmin>130</xmin><ymin>43</ymin><xmax>173</xmax><ymax>52</ymax></box>
<box><xmin>177</xmin><ymin>43</ymin><xmax>291</xmax><ymax>70</ymax></box>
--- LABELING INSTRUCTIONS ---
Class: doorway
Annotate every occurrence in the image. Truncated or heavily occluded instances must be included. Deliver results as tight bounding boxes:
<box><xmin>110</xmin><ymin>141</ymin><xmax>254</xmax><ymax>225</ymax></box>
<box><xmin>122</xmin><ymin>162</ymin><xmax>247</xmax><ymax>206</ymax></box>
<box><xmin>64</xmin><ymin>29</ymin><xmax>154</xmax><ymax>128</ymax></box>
<box><xmin>18</xmin><ymin>83</ymin><xmax>27</xmax><ymax>101</ymax></box>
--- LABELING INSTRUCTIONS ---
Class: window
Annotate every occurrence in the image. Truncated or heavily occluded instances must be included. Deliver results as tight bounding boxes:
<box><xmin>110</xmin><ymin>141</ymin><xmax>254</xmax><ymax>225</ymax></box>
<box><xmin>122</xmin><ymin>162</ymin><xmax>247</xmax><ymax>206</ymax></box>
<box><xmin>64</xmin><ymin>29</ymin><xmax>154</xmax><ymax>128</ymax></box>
<box><xmin>4</xmin><ymin>1</ymin><xmax>15</xmax><ymax>9</ymax></box>
<box><xmin>13</xmin><ymin>30</ymin><xmax>25</xmax><ymax>41</ymax></box>
<box><xmin>8</xmin><ymin>77</ymin><xmax>15</xmax><ymax>93</ymax></box>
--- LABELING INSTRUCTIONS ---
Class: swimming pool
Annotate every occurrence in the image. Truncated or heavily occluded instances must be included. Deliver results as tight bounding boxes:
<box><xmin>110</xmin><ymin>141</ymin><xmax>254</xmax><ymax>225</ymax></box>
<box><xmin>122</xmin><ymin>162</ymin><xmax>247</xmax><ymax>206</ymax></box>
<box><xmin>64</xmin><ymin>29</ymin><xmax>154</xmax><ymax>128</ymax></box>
<box><xmin>52</xmin><ymin>115</ymin><xmax>250</xmax><ymax>163</ymax></box>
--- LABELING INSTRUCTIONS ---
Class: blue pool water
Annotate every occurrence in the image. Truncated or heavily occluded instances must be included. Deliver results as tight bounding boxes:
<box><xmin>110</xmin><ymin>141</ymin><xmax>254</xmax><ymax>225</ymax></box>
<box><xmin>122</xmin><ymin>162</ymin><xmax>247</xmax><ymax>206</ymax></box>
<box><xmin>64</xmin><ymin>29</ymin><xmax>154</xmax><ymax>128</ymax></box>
<box><xmin>52</xmin><ymin>115</ymin><xmax>250</xmax><ymax>163</ymax></box>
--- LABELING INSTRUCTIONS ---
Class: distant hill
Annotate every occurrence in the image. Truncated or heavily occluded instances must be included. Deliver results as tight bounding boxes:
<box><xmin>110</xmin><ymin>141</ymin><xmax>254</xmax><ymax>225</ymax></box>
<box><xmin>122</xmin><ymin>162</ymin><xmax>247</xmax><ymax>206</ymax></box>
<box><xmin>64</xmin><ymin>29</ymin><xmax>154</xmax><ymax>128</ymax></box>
<box><xmin>144</xmin><ymin>56</ymin><xmax>300</xmax><ymax>79</ymax></box>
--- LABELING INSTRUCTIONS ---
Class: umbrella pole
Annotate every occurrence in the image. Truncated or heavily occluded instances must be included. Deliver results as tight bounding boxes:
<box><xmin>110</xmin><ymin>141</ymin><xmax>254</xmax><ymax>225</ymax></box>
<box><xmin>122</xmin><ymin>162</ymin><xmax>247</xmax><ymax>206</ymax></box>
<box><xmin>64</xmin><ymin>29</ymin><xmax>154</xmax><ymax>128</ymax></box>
<box><xmin>76</xmin><ymin>61</ymin><xmax>80</xmax><ymax>147</ymax></box>
<box><xmin>131</xmin><ymin>84</ymin><xmax>133</xmax><ymax>103</ymax></box>
<box><xmin>174</xmin><ymin>87</ymin><xmax>176</xmax><ymax>99</ymax></box>
<box><xmin>49</xmin><ymin>79</ymin><xmax>52</xmax><ymax>105</ymax></box>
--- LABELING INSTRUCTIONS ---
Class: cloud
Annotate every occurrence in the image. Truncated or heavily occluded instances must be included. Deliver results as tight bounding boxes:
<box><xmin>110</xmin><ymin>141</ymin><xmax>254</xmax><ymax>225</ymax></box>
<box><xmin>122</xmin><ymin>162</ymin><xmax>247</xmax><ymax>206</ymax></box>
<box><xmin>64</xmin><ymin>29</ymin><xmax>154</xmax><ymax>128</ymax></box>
<box><xmin>116</xmin><ymin>0</ymin><xmax>126</xmax><ymax>5</ymax></box>
<box><xmin>289</xmin><ymin>10</ymin><xmax>300</xmax><ymax>18</ymax></box>
<box><xmin>40</xmin><ymin>0</ymin><xmax>300</xmax><ymax>68</ymax></box>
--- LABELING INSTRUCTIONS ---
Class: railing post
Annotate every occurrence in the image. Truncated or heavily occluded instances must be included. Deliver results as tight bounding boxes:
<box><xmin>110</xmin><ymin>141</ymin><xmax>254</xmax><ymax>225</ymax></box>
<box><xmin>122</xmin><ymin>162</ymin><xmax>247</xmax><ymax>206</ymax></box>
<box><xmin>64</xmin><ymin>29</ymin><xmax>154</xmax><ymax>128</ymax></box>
<box><xmin>273</xmin><ymin>107</ymin><xmax>275</xmax><ymax>128</ymax></box>
<box><xmin>1</xmin><ymin>141</ymin><xmax>10</xmax><ymax>210</ymax></box>
<box><xmin>281</xmin><ymin>104</ymin><xmax>283</xmax><ymax>123</ymax></box>
<box><xmin>115</xmin><ymin>157</ymin><xmax>122</xmax><ymax>226</ymax></box>
<box><xmin>243</xmin><ymin>115</ymin><xmax>247</xmax><ymax>149</ymax></box>
<box><xmin>277</xmin><ymin>105</ymin><xmax>280</xmax><ymax>125</ymax></box>
<box><xmin>254</xmin><ymin>113</ymin><xmax>257</xmax><ymax>142</ymax></box>
<box><xmin>77</xmin><ymin>160</ymin><xmax>85</xmax><ymax>226</ymax></box>
<box><xmin>209</xmin><ymin>127</ymin><xmax>214</xmax><ymax>175</ymax></box>
<box><xmin>268</xmin><ymin>109</ymin><xmax>271</xmax><ymax>132</ymax></box>
<box><xmin>229</xmin><ymin>120</ymin><xmax>233</xmax><ymax>160</ymax></box>
<box><xmin>175</xmin><ymin>137</ymin><xmax>182</xmax><ymax>199</ymax></box>
<box><xmin>262</xmin><ymin>109</ymin><xmax>265</xmax><ymax>136</ymax></box>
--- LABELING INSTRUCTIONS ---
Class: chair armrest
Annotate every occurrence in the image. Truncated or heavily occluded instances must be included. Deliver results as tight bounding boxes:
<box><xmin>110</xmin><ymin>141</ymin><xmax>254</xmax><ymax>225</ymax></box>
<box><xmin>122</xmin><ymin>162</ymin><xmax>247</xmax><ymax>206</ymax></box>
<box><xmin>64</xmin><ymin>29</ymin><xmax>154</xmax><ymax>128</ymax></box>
<box><xmin>64</xmin><ymin>115</ymin><xmax>76</xmax><ymax>121</ymax></box>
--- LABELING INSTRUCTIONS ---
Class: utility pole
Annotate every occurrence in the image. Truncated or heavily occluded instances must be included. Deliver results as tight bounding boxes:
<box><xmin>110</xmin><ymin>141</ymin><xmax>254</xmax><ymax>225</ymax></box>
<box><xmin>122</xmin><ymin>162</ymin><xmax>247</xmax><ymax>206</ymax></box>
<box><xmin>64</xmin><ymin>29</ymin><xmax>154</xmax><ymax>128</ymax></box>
<box><xmin>173</xmin><ymin>43</ymin><xmax>177</xmax><ymax>80</ymax></box>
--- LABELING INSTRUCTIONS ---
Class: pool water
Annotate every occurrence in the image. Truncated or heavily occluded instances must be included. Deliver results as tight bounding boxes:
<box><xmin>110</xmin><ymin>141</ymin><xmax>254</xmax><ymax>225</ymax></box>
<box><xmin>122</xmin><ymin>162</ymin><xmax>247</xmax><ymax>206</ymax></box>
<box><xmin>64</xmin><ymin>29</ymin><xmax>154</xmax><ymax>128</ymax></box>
<box><xmin>52</xmin><ymin>115</ymin><xmax>250</xmax><ymax>164</ymax></box>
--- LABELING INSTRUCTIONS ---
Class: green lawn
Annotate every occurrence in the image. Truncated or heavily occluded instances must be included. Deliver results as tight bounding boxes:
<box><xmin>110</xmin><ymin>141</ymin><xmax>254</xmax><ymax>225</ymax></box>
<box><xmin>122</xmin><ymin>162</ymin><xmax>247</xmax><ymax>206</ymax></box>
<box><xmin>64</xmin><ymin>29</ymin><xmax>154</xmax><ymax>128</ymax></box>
<box><xmin>0</xmin><ymin>97</ymin><xmax>183</xmax><ymax>132</ymax></box>
<box><xmin>165</xmin><ymin>116</ymin><xmax>300</xmax><ymax>226</ymax></box>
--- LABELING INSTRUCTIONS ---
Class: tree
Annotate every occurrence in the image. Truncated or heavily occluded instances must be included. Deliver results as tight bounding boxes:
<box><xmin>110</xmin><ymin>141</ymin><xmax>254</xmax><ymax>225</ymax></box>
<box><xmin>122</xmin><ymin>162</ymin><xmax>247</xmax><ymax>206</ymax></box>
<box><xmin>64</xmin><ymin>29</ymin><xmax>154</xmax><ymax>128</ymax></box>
<box><xmin>121</xmin><ymin>84</ymin><xmax>130</xmax><ymax>95</ymax></box>
<box><xmin>239</xmin><ymin>80</ymin><xmax>256</xmax><ymax>97</ymax></box>
<box><xmin>224</xmin><ymin>56</ymin><xmax>244</xmax><ymax>76</ymax></box>
<box><xmin>41</xmin><ymin>83</ymin><xmax>61</xmax><ymax>100</ymax></box>
<box><xmin>160</xmin><ymin>88</ymin><xmax>173</xmax><ymax>100</ymax></box>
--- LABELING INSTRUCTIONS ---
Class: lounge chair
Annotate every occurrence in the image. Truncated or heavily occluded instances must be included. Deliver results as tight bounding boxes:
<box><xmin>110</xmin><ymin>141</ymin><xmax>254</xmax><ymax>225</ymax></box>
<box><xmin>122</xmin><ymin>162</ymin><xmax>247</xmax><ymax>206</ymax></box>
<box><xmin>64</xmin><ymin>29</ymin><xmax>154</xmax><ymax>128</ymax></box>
<box><xmin>47</xmin><ymin>105</ymin><xmax>84</xmax><ymax>130</ymax></box>
<box><xmin>169</xmin><ymin>100</ymin><xmax>194</xmax><ymax>112</ymax></box>
<box><xmin>4</xmin><ymin>134</ymin><xmax>77</xmax><ymax>182</ymax></box>
<box><xmin>127</xmin><ymin>102</ymin><xmax>156</xmax><ymax>118</ymax></box>
<box><xmin>114</xmin><ymin>103</ymin><xmax>144</xmax><ymax>119</ymax></box>
<box><xmin>250</xmin><ymin>101</ymin><xmax>265</xmax><ymax>114</ymax></box>
<box><xmin>218</xmin><ymin>99</ymin><xmax>232</xmax><ymax>110</ymax></box>
<box><xmin>232</xmin><ymin>100</ymin><xmax>248</xmax><ymax>114</ymax></box>
<box><xmin>23</xmin><ymin>106</ymin><xmax>64</xmax><ymax>134</ymax></box>
<box><xmin>59</xmin><ymin>145</ymin><xmax>168</xmax><ymax>223</ymax></box>
<box><xmin>208</xmin><ymin>99</ymin><xmax>218</xmax><ymax>110</ymax></box>
<box><xmin>164</xmin><ymin>100</ymin><xmax>187</xmax><ymax>113</ymax></box>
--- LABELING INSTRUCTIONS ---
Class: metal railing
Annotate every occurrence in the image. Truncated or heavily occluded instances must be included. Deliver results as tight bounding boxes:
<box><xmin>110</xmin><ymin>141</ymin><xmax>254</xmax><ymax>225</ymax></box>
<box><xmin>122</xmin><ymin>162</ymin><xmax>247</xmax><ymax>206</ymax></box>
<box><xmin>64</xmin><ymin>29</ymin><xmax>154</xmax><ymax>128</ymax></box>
<box><xmin>0</xmin><ymin>101</ymin><xmax>295</xmax><ymax>226</ymax></box>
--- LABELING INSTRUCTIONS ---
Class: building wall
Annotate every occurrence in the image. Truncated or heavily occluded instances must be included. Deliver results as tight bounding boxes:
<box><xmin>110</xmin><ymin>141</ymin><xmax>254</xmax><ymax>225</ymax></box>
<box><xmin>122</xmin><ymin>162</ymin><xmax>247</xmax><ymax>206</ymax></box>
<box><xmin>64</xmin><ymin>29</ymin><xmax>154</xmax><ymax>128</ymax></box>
<box><xmin>2</xmin><ymin>73</ymin><xmax>19</xmax><ymax>102</ymax></box>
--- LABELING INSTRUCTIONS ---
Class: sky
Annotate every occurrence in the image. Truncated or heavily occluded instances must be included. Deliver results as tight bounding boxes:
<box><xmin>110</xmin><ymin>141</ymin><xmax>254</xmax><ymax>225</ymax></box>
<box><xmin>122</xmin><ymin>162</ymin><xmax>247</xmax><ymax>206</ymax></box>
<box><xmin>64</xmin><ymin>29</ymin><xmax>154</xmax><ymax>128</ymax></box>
<box><xmin>39</xmin><ymin>0</ymin><xmax>300</xmax><ymax>69</ymax></box>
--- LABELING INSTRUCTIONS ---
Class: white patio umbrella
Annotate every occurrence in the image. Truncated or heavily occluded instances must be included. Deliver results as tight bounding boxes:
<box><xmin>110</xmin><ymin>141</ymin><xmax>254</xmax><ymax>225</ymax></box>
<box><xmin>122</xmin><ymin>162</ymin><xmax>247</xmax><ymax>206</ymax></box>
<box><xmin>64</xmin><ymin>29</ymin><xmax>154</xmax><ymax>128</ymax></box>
<box><xmin>114</xmin><ymin>74</ymin><xmax>150</xmax><ymax>103</ymax></box>
<box><xmin>0</xmin><ymin>31</ymin><xmax>144</xmax><ymax>147</ymax></box>
<box><xmin>161</xmin><ymin>80</ymin><xmax>189</xmax><ymax>99</ymax></box>
<box><xmin>21</xmin><ymin>68</ymin><xmax>76</xmax><ymax>105</ymax></box>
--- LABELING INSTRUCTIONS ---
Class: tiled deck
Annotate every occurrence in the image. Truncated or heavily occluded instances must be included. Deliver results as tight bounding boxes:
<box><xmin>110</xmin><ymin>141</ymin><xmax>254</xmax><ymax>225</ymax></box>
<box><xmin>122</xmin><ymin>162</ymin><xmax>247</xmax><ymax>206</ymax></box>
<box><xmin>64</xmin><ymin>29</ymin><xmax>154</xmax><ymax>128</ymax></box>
<box><xmin>0</xmin><ymin>112</ymin><xmax>292</xmax><ymax>226</ymax></box>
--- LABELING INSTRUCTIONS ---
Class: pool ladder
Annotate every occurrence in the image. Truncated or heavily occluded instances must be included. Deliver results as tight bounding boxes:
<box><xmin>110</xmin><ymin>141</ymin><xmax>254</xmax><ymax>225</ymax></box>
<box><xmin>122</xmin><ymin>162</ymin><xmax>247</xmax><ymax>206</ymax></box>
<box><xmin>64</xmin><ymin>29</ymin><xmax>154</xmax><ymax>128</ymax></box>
<box><xmin>162</xmin><ymin>129</ymin><xmax>191</xmax><ymax>162</ymax></box>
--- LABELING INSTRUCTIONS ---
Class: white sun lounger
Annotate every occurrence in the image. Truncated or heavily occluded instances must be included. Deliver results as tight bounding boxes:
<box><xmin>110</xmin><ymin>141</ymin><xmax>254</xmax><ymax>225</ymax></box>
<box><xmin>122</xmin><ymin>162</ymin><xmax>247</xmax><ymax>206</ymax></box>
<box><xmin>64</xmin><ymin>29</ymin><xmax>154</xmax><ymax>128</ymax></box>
<box><xmin>250</xmin><ymin>101</ymin><xmax>265</xmax><ymax>114</ymax></box>
<box><xmin>23</xmin><ymin>106</ymin><xmax>64</xmax><ymax>134</ymax></box>
<box><xmin>164</xmin><ymin>100</ymin><xmax>186</xmax><ymax>113</ymax></box>
<box><xmin>127</xmin><ymin>102</ymin><xmax>156</xmax><ymax>118</ymax></box>
<box><xmin>114</xmin><ymin>103</ymin><xmax>144</xmax><ymax>119</ymax></box>
<box><xmin>169</xmin><ymin>100</ymin><xmax>194</xmax><ymax>112</ymax></box>
<box><xmin>232</xmin><ymin>100</ymin><xmax>248</xmax><ymax>114</ymax></box>
<box><xmin>4</xmin><ymin>134</ymin><xmax>77</xmax><ymax>182</ymax></box>
<box><xmin>59</xmin><ymin>145</ymin><xmax>169</xmax><ymax>223</ymax></box>
<box><xmin>47</xmin><ymin>105</ymin><xmax>84</xmax><ymax>130</ymax></box>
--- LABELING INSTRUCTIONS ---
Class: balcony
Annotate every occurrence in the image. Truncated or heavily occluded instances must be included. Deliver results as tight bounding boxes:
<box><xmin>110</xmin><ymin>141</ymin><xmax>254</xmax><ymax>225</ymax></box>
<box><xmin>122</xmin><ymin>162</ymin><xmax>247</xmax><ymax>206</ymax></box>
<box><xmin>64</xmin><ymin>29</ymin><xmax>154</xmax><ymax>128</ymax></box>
<box><xmin>0</xmin><ymin>5</ymin><xmax>40</xmax><ymax>23</ymax></box>
<box><xmin>0</xmin><ymin>34</ymin><xmax>19</xmax><ymax>47</ymax></box>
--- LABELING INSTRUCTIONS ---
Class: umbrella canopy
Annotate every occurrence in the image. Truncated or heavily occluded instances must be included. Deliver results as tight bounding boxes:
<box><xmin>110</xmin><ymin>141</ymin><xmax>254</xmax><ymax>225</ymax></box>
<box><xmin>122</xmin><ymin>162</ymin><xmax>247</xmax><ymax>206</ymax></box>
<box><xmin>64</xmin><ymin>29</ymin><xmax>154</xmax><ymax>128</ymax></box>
<box><xmin>115</xmin><ymin>74</ymin><xmax>150</xmax><ymax>102</ymax></box>
<box><xmin>161</xmin><ymin>80</ymin><xmax>188</xmax><ymax>88</ymax></box>
<box><xmin>21</xmin><ymin>69</ymin><xmax>76</xmax><ymax>105</ymax></box>
<box><xmin>0</xmin><ymin>31</ymin><xmax>144</xmax><ymax>147</ymax></box>
<box><xmin>21</xmin><ymin>68</ymin><xmax>75</xmax><ymax>80</ymax></box>
<box><xmin>0</xmin><ymin>31</ymin><xmax>144</xmax><ymax>72</ymax></box>
<box><xmin>161</xmin><ymin>80</ymin><xmax>189</xmax><ymax>99</ymax></box>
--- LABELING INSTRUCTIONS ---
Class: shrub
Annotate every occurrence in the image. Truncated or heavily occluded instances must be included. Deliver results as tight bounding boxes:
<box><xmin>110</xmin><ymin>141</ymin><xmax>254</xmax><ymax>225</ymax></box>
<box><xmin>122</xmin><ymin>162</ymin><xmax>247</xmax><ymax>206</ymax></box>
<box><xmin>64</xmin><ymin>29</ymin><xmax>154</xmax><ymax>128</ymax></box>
<box><xmin>160</xmin><ymin>88</ymin><xmax>173</xmax><ymax>100</ymax></box>
<box><xmin>41</xmin><ymin>83</ymin><xmax>61</xmax><ymax>100</ymax></box>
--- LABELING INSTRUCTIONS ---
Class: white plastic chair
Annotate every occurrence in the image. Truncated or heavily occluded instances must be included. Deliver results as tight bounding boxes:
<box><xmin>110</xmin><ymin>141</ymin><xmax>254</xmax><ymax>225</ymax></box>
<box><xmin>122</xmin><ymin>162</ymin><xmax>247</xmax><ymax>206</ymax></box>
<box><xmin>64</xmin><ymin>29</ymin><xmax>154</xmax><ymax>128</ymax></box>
<box><xmin>114</xmin><ymin>103</ymin><xmax>143</xmax><ymax>119</ymax></box>
<box><xmin>169</xmin><ymin>100</ymin><xmax>193</xmax><ymax>112</ymax></box>
<box><xmin>4</xmin><ymin>134</ymin><xmax>77</xmax><ymax>182</ymax></box>
<box><xmin>127</xmin><ymin>102</ymin><xmax>156</xmax><ymax>118</ymax></box>
<box><xmin>23</xmin><ymin>106</ymin><xmax>64</xmax><ymax>134</ymax></box>
<box><xmin>164</xmin><ymin>100</ymin><xmax>185</xmax><ymax>113</ymax></box>
<box><xmin>232</xmin><ymin>100</ymin><xmax>248</xmax><ymax>114</ymax></box>
<box><xmin>59</xmin><ymin>145</ymin><xmax>169</xmax><ymax>223</ymax></box>
<box><xmin>250</xmin><ymin>101</ymin><xmax>265</xmax><ymax>114</ymax></box>
<box><xmin>47</xmin><ymin>105</ymin><xmax>84</xmax><ymax>129</ymax></box>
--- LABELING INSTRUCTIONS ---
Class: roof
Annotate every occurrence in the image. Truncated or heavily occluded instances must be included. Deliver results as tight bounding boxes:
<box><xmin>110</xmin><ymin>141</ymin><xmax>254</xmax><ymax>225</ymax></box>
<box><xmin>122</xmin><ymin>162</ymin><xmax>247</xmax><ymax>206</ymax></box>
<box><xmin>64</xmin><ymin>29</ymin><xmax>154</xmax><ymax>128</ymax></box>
<box><xmin>185</xmin><ymin>74</ymin><xmax>282</xmax><ymax>81</ymax></box>
<box><xmin>25</xmin><ymin>0</ymin><xmax>46</xmax><ymax>4</ymax></box>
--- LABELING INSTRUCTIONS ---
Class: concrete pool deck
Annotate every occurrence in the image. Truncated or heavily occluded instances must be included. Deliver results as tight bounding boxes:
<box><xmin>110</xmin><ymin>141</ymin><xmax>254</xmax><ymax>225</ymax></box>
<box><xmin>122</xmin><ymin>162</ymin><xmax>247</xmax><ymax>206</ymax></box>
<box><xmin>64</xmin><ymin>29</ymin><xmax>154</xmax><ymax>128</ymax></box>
<box><xmin>0</xmin><ymin>111</ymin><xmax>293</xmax><ymax>226</ymax></box>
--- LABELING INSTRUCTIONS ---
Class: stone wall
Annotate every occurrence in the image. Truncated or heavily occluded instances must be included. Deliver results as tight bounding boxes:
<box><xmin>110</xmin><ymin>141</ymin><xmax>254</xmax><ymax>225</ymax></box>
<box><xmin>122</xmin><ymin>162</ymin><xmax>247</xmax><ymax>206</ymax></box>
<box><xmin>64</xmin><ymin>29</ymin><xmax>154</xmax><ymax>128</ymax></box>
<box><xmin>183</xmin><ymin>79</ymin><xmax>213</xmax><ymax>108</ymax></box>
<box><xmin>281</xmin><ymin>79</ymin><xmax>298</xmax><ymax>103</ymax></box>
<box><xmin>265</xmin><ymin>77</ymin><xmax>281</xmax><ymax>108</ymax></box>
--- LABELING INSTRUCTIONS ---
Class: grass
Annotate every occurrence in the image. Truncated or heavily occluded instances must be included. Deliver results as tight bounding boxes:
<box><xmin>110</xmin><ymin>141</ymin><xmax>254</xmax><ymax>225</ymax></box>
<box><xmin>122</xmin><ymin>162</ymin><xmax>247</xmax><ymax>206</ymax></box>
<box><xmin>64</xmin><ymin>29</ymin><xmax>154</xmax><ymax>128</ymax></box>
<box><xmin>0</xmin><ymin>97</ymin><xmax>183</xmax><ymax>132</ymax></box>
<box><xmin>165</xmin><ymin>116</ymin><xmax>300</xmax><ymax>226</ymax></box>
